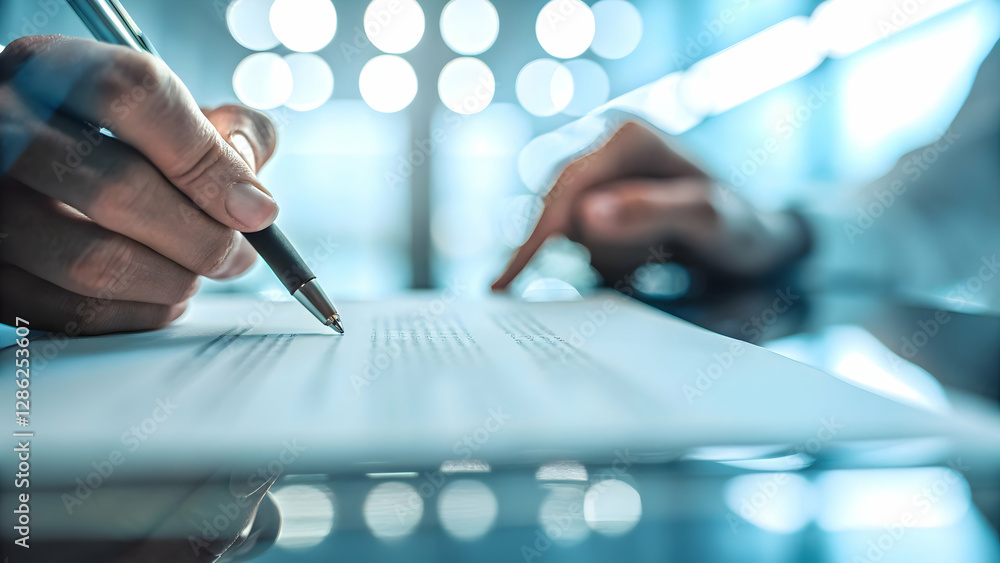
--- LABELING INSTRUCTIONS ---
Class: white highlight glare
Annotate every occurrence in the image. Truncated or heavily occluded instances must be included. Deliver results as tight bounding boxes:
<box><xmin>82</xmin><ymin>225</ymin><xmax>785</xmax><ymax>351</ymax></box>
<box><xmin>364</xmin><ymin>0</ymin><xmax>425</xmax><ymax>54</ymax></box>
<box><xmin>536</xmin><ymin>0</ymin><xmax>596</xmax><ymax>59</ymax></box>
<box><xmin>272</xmin><ymin>485</ymin><xmax>335</xmax><ymax>549</ymax></box>
<box><xmin>562</xmin><ymin>59</ymin><xmax>609</xmax><ymax>116</ymax></box>
<box><xmin>583</xmin><ymin>479</ymin><xmax>642</xmax><ymax>536</ymax></box>
<box><xmin>678</xmin><ymin>17</ymin><xmax>824</xmax><ymax>115</ymax></box>
<box><xmin>521</xmin><ymin>278</ymin><xmax>582</xmax><ymax>302</ymax></box>
<box><xmin>269</xmin><ymin>0</ymin><xmax>337</xmax><ymax>53</ymax></box>
<box><xmin>440</xmin><ymin>459</ymin><xmax>492</xmax><ymax>473</ymax></box>
<box><xmin>811</xmin><ymin>0</ymin><xmax>972</xmax><ymax>58</ymax></box>
<box><xmin>359</xmin><ymin>55</ymin><xmax>418</xmax><ymax>113</ymax></box>
<box><xmin>437</xmin><ymin>480</ymin><xmax>499</xmax><ymax>540</ymax></box>
<box><xmin>227</xmin><ymin>0</ymin><xmax>280</xmax><ymax>51</ymax></box>
<box><xmin>441</xmin><ymin>0</ymin><xmax>500</xmax><ymax>55</ymax></box>
<box><xmin>438</xmin><ymin>57</ymin><xmax>495</xmax><ymax>115</ymax></box>
<box><xmin>817</xmin><ymin>468</ymin><xmax>970</xmax><ymax>530</ymax></box>
<box><xmin>233</xmin><ymin>52</ymin><xmax>293</xmax><ymax>110</ymax></box>
<box><xmin>516</xmin><ymin>59</ymin><xmax>574</xmax><ymax>117</ymax></box>
<box><xmin>591</xmin><ymin>0</ymin><xmax>643</xmax><ymax>59</ymax></box>
<box><xmin>724</xmin><ymin>473</ymin><xmax>815</xmax><ymax>534</ymax></box>
<box><xmin>363</xmin><ymin>482</ymin><xmax>423</xmax><ymax>539</ymax></box>
<box><xmin>284</xmin><ymin>53</ymin><xmax>334</xmax><ymax>111</ymax></box>
<box><xmin>536</xmin><ymin>461</ymin><xmax>589</xmax><ymax>481</ymax></box>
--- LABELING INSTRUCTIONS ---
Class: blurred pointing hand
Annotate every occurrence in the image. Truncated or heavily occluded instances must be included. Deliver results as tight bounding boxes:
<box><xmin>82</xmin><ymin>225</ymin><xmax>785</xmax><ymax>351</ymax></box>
<box><xmin>492</xmin><ymin>121</ymin><xmax>810</xmax><ymax>291</ymax></box>
<box><xmin>0</xmin><ymin>36</ymin><xmax>279</xmax><ymax>334</ymax></box>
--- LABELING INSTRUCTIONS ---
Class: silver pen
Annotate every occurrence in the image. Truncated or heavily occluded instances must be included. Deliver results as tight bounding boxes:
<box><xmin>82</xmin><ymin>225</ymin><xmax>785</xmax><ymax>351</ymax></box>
<box><xmin>66</xmin><ymin>0</ymin><xmax>345</xmax><ymax>333</ymax></box>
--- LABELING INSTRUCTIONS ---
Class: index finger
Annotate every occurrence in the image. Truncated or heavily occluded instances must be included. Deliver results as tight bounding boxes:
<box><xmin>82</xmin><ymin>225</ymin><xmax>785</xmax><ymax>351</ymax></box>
<box><xmin>2</xmin><ymin>35</ymin><xmax>277</xmax><ymax>232</ymax></box>
<box><xmin>492</xmin><ymin>122</ymin><xmax>656</xmax><ymax>291</ymax></box>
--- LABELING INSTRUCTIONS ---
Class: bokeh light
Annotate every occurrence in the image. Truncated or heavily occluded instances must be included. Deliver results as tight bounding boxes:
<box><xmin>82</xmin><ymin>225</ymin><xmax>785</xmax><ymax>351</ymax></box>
<box><xmin>583</xmin><ymin>479</ymin><xmax>642</xmax><ymax>536</ymax></box>
<box><xmin>363</xmin><ymin>481</ymin><xmax>424</xmax><ymax>539</ymax></box>
<box><xmin>437</xmin><ymin>480</ymin><xmax>499</xmax><ymax>540</ymax></box>
<box><xmin>440</xmin><ymin>0</ymin><xmax>500</xmax><ymax>55</ymax></box>
<box><xmin>284</xmin><ymin>53</ymin><xmax>334</xmax><ymax>111</ymax></box>
<box><xmin>233</xmin><ymin>52</ymin><xmax>293</xmax><ymax>110</ymax></box>
<box><xmin>438</xmin><ymin>57</ymin><xmax>495</xmax><ymax>115</ymax></box>
<box><xmin>538</xmin><ymin>485</ymin><xmax>590</xmax><ymax>545</ymax></box>
<box><xmin>269</xmin><ymin>0</ymin><xmax>337</xmax><ymax>53</ymax></box>
<box><xmin>365</xmin><ymin>0</ymin><xmax>426</xmax><ymax>54</ymax></box>
<box><xmin>360</xmin><ymin>55</ymin><xmax>418</xmax><ymax>113</ymax></box>
<box><xmin>536</xmin><ymin>0</ymin><xmax>596</xmax><ymax>59</ymax></box>
<box><xmin>226</xmin><ymin>0</ymin><xmax>280</xmax><ymax>51</ymax></box>
<box><xmin>562</xmin><ymin>59</ymin><xmax>609</xmax><ymax>116</ymax></box>
<box><xmin>590</xmin><ymin>0</ymin><xmax>643</xmax><ymax>59</ymax></box>
<box><xmin>516</xmin><ymin>59</ymin><xmax>574</xmax><ymax>116</ymax></box>
<box><xmin>272</xmin><ymin>484</ymin><xmax>336</xmax><ymax>549</ymax></box>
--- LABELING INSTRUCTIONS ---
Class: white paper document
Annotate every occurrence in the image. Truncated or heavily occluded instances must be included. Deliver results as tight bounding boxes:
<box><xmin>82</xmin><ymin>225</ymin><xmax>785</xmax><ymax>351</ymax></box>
<box><xmin>4</xmin><ymin>292</ymin><xmax>945</xmax><ymax>482</ymax></box>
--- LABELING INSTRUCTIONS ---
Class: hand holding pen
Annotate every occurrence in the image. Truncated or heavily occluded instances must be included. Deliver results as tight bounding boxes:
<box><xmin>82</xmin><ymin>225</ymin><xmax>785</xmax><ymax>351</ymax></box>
<box><xmin>0</xmin><ymin>29</ymin><xmax>342</xmax><ymax>334</ymax></box>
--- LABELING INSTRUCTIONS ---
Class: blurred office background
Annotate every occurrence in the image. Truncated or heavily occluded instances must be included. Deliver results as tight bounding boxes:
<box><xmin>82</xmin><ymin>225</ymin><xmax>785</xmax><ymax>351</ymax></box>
<box><xmin>1</xmin><ymin>0</ymin><xmax>998</xmax><ymax>299</ymax></box>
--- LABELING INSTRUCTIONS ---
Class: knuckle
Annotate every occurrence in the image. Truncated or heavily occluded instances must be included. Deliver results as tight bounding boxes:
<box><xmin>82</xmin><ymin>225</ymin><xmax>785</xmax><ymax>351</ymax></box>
<box><xmin>68</xmin><ymin>235</ymin><xmax>138</xmax><ymax>297</ymax></box>
<box><xmin>189</xmin><ymin>226</ymin><xmax>235</xmax><ymax>276</ymax></box>
<box><xmin>97</xmin><ymin>50</ymin><xmax>168</xmax><ymax>108</ymax></box>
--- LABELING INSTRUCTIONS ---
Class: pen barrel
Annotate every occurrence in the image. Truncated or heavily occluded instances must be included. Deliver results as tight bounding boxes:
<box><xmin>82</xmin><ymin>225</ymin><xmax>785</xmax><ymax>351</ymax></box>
<box><xmin>243</xmin><ymin>225</ymin><xmax>316</xmax><ymax>294</ymax></box>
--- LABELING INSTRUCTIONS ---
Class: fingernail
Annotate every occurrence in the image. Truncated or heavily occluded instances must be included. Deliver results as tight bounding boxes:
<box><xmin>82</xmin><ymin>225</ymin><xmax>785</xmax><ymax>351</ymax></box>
<box><xmin>226</xmin><ymin>182</ymin><xmax>278</xmax><ymax>230</ymax></box>
<box><xmin>231</xmin><ymin>132</ymin><xmax>257</xmax><ymax>171</ymax></box>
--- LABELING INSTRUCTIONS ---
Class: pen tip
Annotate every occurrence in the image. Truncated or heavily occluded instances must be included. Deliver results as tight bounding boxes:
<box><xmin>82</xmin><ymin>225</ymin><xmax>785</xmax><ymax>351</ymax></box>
<box><xmin>329</xmin><ymin>317</ymin><xmax>345</xmax><ymax>334</ymax></box>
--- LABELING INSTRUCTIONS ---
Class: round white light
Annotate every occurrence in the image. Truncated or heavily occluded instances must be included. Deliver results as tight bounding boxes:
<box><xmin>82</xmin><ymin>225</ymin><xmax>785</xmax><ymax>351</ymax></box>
<box><xmin>583</xmin><ymin>479</ymin><xmax>642</xmax><ymax>536</ymax></box>
<box><xmin>538</xmin><ymin>485</ymin><xmax>590</xmax><ymax>545</ymax></box>
<box><xmin>440</xmin><ymin>0</ymin><xmax>500</xmax><ymax>55</ymax></box>
<box><xmin>269</xmin><ymin>0</ymin><xmax>337</xmax><ymax>53</ymax></box>
<box><xmin>227</xmin><ymin>0</ymin><xmax>280</xmax><ymax>51</ymax></box>
<box><xmin>562</xmin><ymin>59</ymin><xmax>609</xmax><ymax>116</ymax></box>
<box><xmin>272</xmin><ymin>485</ymin><xmax>335</xmax><ymax>549</ymax></box>
<box><xmin>233</xmin><ymin>52</ymin><xmax>293</xmax><ymax>110</ymax></box>
<box><xmin>363</xmin><ymin>482</ymin><xmax>423</xmax><ymax>539</ymax></box>
<box><xmin>535</xmin><ymin>0</ymin><xmax>595</xmax><ymax>59</ymax></box>
<box><xmin>283</xmin><ymin>53</ymin><xmax>334</xmax><ymax>111</ymax></box>
<box><xmin>590</xmin><ymin>0</ymin><xmax>643</xmax><ymax>59</ymax></box>
<box><xmin>515</xmin><ymin>59</ymin><xmax>574</xmax><ymax>117</ymax></box>
<box><xmin>364</xmin><ymin>0</ymin><xmax>425</xmax><ymax>54</ymax></box>
<box><xmin>359</xmin><ymin>55</ymin><xmax>418</xmax><ymax>113</ymax></box>
<box><xmin>438</xmin><ymin>57</ymin><xmax>495</xmax><ymax>115</ymax></box>
<box><xmin>437</xmin><ymin>480</ymin><xmax>498</xmax><ymax>540</ymax></box>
